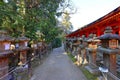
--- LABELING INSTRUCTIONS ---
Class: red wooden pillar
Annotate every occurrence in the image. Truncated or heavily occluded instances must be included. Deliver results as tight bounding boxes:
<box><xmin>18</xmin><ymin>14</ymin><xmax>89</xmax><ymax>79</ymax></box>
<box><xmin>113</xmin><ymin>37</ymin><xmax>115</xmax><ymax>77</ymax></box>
<box><xmin>118</xmin><ymin>26</ymin><xmax>120</xmax><ymax>35</ymax></box>
<box><xmin>86</xmin><ymin>32</ymin><xmax>89</xmax><ymax>37</ymax></box>
<box><xmin>112</xmin><ymin>26</ymin><xmax>116</xmax><ymax>34</ymax></box>
<box><xmin>97</xmin><ymin>27</ymin><xmax>100</xmax><ymax>37</ymax></box>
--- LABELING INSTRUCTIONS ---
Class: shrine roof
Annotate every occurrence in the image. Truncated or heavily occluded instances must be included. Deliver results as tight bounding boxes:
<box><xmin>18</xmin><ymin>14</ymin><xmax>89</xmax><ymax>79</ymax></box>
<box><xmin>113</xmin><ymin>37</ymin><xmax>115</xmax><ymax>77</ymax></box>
<box><xmin>84</xmin><ymin>6</ymin><xmax>120</xmax><ymax>29</ymax></box>
<box><xmin>66</xmin><ymin>6</ymin><xmax>120</xmax><ymax>38</ymax></box>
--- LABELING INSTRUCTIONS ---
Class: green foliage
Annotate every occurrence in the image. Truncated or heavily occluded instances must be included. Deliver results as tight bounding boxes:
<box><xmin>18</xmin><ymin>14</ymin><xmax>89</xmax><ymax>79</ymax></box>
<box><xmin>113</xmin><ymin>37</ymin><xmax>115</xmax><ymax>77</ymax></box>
<box><xmin>67</xmin><ymin>51</ymin><xmax>97</xmax><ymax>80</ymax></box>
<box><xmin>67</xmin><ymin>52</ymin><xmax>77</xmax><ymax>62</ymax></box>
<box><xmin>0</xmin><ymin>0</ymin><xmax>73</xmax><ymax>44</ymax></box>
<box><xmin>24</xmin><ymin>0</ymin><xmax>64</xmax><ymax>43</ymax></box>
<box><xmin>80</xmin><ymin>67</ymin><xmax>98</xmax><ymax>80</ymax></box>
<box><xmin>61</xmin><ymin>11</ymin><xmax>73</xmax><ymax>34</ymax></box>
<box><xmin>52</xmin><ymin>38</ymin><xmax>62</xmax><ymax>48</ymax></box>
<box><xmin>0</xmin><ymin>0</ymin><xmax>24</xmax><ymax>37</ymax></box>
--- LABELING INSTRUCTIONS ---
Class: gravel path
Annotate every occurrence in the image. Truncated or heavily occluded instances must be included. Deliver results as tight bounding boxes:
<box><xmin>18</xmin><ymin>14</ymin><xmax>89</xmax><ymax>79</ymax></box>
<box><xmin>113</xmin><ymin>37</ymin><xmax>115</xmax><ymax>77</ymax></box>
<box><xmin>30</xmin><ymin>46</ymin><xmax>87</xmax><ymax>80</ymax></box>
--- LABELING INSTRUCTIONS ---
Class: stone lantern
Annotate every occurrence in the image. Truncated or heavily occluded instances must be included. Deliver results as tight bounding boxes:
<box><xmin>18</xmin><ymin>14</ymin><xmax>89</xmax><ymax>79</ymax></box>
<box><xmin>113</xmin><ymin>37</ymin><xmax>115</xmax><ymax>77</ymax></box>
<box><xmin>99</xmin><ymin>27</ymin><xmax>119</xmax><ymax>49</ymax></box>
<box><xmin>79</xmin><ymin>35</ymin><xmax>88</xmax><ymax>65</ymax></box>
<box><xmin>97</xmin><ymin>26</ymin><xmax>120</xmax><ymax>76</ymax></box>
<box><xmin>16</xmin><ymin>36</ymin><xmax>30</xmax><ymax>66</ymax></box>
<box><xmin>69</xmin><ymin>38</ymin><xmax>73</xmax><ymax>53</ymax></box>
<box><xmin>72</xmin><ymin>37</ymin><xmax>78</xmax><ymax>56</ymax></box>
<box><xmin>0</xmin><ymin>30</ymin><xmax>14</xmax><ymax>79</ymax></box>
<box><xmin>76</xmin><ymin>37</ymin><xmax>82</xmax><ymax>65</ymax></box>
<box><xmin>87</xmin><ymin>34</ymin><xmax>100</xmax><ymax>66</ymax></box>
<box><xmin>37</xmin><ymin>42</ymin><xmax>43</xmax><ymax>58</ymax></box>
<box><xmin>29</xmin><ymin>40</ymin><xmax>38</xmax><ymax>59</ymax></box>
<box><xmin>85</xmin><ymin>34</ymin><xmax>100</xmax><ymax>74</ymax></box>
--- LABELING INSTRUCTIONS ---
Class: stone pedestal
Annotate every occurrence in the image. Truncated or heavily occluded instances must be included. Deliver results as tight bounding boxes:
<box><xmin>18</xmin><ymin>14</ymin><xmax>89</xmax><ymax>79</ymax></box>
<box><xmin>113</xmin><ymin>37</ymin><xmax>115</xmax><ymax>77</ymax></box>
<box><xmin>97</xmin><ymin>47</ymin><xmax>120</xmax><ymax>80</ymax></box>
<box><xmin>103</xmin><ymin>52</ymin><xmax>117</xmax><ymax>75</ymax></box>
<box><xmin>87</xmin><ymin>48</ymin><xmax>97</xmax><ymax>66</ymax></box>
<box><xmin>86</xmin><ymin>48</ymin><xmax>99</xmax><ymax>75</ymax></box>
<box><xmin>85</xmin><ymin>33</ymin><xmax>100</xmax><ymax>75</ymax></box>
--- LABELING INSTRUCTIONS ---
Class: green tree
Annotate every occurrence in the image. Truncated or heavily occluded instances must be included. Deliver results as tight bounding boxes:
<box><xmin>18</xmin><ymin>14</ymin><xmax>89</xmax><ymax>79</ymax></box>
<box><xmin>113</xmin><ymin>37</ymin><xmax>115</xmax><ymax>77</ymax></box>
<box><xmin>62</xmin><ymin>11</ymin><xmax>73</xmax><ymax>34</ymax></box>
<box><xmin>0</xmin><ymin>0</ymin><xmax>74</xmax><ymax>44</ymax></box>
<box><xmin>0</xmin><ymin>0</ymin><xmax>20</xmax><ymax>36</ymax></box>
<box><xmin>56</xmin><ymin>0</ymin><xmax>75</xmax><ymax>36</ymax></box>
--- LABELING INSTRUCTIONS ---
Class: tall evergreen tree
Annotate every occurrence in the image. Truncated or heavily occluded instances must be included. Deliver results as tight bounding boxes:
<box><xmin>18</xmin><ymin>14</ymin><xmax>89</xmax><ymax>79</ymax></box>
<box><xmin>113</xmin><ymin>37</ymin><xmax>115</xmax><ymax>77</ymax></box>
<box><xmin>0</xmin><ymin>0</ymin><xmax>74</xmax><ymax>44</ymax></box>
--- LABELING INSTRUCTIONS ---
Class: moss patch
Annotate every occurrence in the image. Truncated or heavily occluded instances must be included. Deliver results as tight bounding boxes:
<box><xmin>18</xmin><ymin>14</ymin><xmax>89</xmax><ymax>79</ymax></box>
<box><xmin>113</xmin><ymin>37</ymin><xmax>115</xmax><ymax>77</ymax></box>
<box><xmin>80</xmin><ymin>67</ymin><xmax>98</xmax><ymax>80</ymax></box>
<box><xmin>67</xmin><ymin>52</ymin><xmax>77</xmax><ymax>62</ymax></box>
<box><xmin>67</xmin><ymin>52</ymin><xmax>98</xmax><ymax>80</ymax></box>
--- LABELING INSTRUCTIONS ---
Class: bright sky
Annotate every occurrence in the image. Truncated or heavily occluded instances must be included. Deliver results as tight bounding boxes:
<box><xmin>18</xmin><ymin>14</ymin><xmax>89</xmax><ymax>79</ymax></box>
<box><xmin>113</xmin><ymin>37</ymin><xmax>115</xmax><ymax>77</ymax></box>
<box><xmin>70</xmin><ymin>0</ymin><xmax>120</xmax><ymax>31</ymax></box>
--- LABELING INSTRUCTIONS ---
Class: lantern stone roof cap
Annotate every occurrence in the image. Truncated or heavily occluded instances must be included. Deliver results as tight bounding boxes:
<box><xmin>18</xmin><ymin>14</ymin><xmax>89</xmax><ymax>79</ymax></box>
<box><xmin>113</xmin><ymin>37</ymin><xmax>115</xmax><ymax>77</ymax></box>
<box><xmin>72</xmin><ymin>38</ymin><xmax>76</xmax><ymax>41</ymax></box>
<box><xmin>82</xmin><ymin>38</ymin><xmax>88</xmax><ymax>42</ymax></box>
<box><xmin>69</xmin><ymin>38</ymin><xmax>76</xmax><ymax>41</ymax></box>
<box><xmin>87</xmin><ymin>38</ymin><xmax>93</xmax><ymax>42</ymax></box>
<box><xmin>0</xmin><ymin>30</ymin><xmax>14</xmax><ymax>41</ymax></box>
<box><xmin>93</xmin><ymin>37</ymin><xmax>101</xmax><ymax>42</ymax></box>
<box><xmin>67</xmin><ymin>38</ymin><xmax>72</xmax><ymax>41</ymax></box>
<box><xmin>86</xmin><ymin>34</ymin><xmax>93</xmax><ymax>42</ymax></box>
<box><xmin>93</xmin><ymin>39</ymin><xmax>101</xmax><ymax>42</ymax></box>
<box><xmin>99</xmin><ymin>34</ymin><xmax>120</xmax><ymax>40</ymax></box>
<box><xmin>16</xmin><ymin>36</ymin><xmax>30</xmax><ymax>41</ymax></box>
<box><xmin>15</xmin><ymin>46</ymin><xmax>30</xmax><ymax>51</ymax></box>
<box><xmin>99</xmin><ymin>26</ymin><xmax>120</xmax><ymax>40</ymax></box>
<box><xmin>87</xmin><ymin>36</ymin><xmax>100</xmax><ymax>42</ymax></box>
<box><xmin>77</xmin><ymin>37</ymin><xmax>82</xmax><ymax>40</ymax></box>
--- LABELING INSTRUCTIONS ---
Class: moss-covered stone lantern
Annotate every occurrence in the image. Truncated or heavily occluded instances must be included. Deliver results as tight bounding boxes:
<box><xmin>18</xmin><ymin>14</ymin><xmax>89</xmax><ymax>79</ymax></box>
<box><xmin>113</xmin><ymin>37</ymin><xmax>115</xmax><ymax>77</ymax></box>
<box><xmin>87</xmin><ymin>34</ymin><xmax>100</xmax><ymax>66</ymax></box>
<box><xmin>16</xmin><ymin>36</ymin><xmax>30</xmax><ymax>66</ymax></box>
<box><xmin>0</xmin><ymin>30</ymin><xmax>14</xmax><ymax>79</ymax></box>
<box><xmin>76</xmin><ymin>37</ymin><xmax>82</xmax><ymax>66</ymax></box>
<box><xmin>99</xmin><ymin>27</ymin><xmax>119</xmax><ymax>49</ymax></box>
<box><xmin>37</xmin><ymin>42</ymin><xmax>43</xmax><ymax>58</ymax></box>
<box><xmin>85</xmin><ymin>34</ymin><xmax>100</xmax><ymax>74</ymax></box>
<box><xmin>98</xmin><ymin>26</ymin><xmax>120</xmax><ymax>76</ymax></box>
<box><xmin>79</xmin><ymin>35</ymin><xmax>88</xmax><ymax>65</ymax></box>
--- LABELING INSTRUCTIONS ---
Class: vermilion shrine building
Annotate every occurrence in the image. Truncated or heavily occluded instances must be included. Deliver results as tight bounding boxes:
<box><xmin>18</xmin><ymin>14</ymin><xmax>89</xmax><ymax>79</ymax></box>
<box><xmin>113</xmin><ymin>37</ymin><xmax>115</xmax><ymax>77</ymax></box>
<box><xmin>66</xmin><ymin>6</ymin><xmax>120</xmax><ymax>79</ymax></box>
<box><xmin>67</xmin><ymin>6</ymin><xmax>120</xmax><ymax>38</ymax></box>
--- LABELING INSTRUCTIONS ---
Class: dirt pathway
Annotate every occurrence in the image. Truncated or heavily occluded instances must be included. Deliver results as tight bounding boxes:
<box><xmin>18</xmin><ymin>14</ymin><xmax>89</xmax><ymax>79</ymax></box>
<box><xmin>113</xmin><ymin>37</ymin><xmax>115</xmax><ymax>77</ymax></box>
<box><xmin>30</xmin><ymin>46</ymin><xmax>87</xmax><ymax>80</ymax></box>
